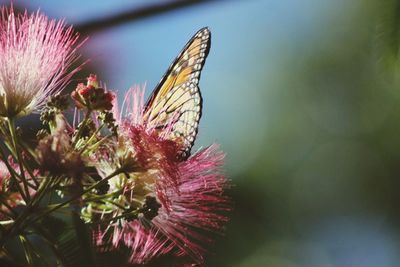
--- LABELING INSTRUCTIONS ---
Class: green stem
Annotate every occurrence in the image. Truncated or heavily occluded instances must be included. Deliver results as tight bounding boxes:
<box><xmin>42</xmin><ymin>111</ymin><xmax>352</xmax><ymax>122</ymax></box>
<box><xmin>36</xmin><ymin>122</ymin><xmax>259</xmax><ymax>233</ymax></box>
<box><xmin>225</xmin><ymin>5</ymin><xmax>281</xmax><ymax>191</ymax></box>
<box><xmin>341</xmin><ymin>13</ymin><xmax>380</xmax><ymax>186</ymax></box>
<box><xmin>0</xmin><ymin>176</ymin><xmax>53</xmax><ymax>248</ymax></box>
<box><xmin>91</xmin><ymin>209</ymin><xmax>140</xmax><ymax>226</ymax></box>
<box><xmin>82</xmin><ymin>189</ymin><xmax>123</xmax><ymax>202</ymax></box>
<box><xmin>86</xmin><ymin>133</ymin><xmax>113</xmax><ymax>151</ymax></box>
<box><xmin>30</xmin><ymin>176</ymin><xmax>53</xmax><ymax>207</ymax></box>
<box><xmin>17</xmin><ymin>139</ymin><xmax>40</xmax><ymax>187</ymax></box>
<box><xmin>78</xmin><ymin>123</ymin><xmax>105</xmax><ymax>155</ymax></box>
<box><xmin>7</xmin><ymin>118</ymin><xmax>30</xmax><ymax>201</ymax></box>
<box><xmin>30</xmin><ymin>168</ymin><xmax>123</xmax><ymax>223</ymax></box>
<box><xmin>20</xmin><ymin>235</ymin><xmax>35</xmax><ymax>265</ymax></box>
<box><xmin>72</xmin><ymin>109</ymin><xmax>92</xmax><ymax>146</ymax></box>
<box><xmin>21</xmin><ymin>234</ymin><xmax>52</xmax><ymax>267</ymax></box>
<box><xmin>21</xmin><ymin>158</ymin><xmax>40</xmax><ymax>188</ymax></box>
<box><xmin>0</xmin><ymin>142</ymin><xmax>27</xmax><ymax>202</ymax></box>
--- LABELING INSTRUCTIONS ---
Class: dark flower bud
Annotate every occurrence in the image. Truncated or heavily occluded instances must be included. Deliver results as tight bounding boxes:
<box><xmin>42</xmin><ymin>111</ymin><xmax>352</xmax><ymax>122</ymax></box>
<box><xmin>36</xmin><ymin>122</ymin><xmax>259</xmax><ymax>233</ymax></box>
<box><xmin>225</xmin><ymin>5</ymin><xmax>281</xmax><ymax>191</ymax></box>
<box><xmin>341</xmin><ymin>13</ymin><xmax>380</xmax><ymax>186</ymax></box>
<box><xmin>123</xmin><ymin>206</ymin><xmax>139</xmax><ymax>222</ymax></box>
<box><xmin>74</xmin><ymin>119</ymin><xmax>96</xmax><ymax>139</ymax></box>
<box><xmin>40</xmin><ymin>94</ymin><xmax>70</xmax><ymax>127</ymax></box>
<box><xmin>36</xmin><ymin>129</ymin><xmax>48</xmax><ymax>140</ymax></box>
<box><xmin>88</xmin><ymin>166</ymin><xmax>110</xmax><ymax>194</ymax></box>
<box><xmin>40</xmin><ymin>108</ymin><xmax>55</xmax><ymax>125</ymax></box>
<box><xmin>98</xmin><ymin>111</ymin><xmax>118</xmax><ymax>136</ymax></box>
<box><xmin>140</xmin><ymin>196</ymin><xmax>161</xmax><ymax>221</ymax></box>
<box><xmin>47</xmin><ymin>94</ymin><xmax>69</xmax><ymax>110</ymax></box>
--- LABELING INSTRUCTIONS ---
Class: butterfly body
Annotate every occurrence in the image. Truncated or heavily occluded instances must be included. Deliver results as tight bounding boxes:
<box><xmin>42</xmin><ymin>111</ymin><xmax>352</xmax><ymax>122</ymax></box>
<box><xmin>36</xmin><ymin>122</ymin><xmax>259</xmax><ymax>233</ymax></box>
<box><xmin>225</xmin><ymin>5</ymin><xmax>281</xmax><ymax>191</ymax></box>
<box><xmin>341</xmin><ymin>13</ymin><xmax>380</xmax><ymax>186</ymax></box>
<box><xmin>143</xmin><ymin>27</ymin><xmax>211</xmax><ymax>159</ymax></box>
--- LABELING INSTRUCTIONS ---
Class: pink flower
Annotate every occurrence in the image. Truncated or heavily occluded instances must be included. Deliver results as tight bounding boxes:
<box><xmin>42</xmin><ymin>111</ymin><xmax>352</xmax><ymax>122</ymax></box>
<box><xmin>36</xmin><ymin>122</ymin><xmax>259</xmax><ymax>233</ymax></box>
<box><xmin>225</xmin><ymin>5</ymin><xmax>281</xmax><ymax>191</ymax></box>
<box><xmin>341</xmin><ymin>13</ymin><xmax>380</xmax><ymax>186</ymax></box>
<box><xmin>0</xmin><ymin>6</ymin><xmax>83</xmax><ymax>117</ymax></box>
<box><xmin>91</xmin><ymin>87</ymin><xmax>230</xmax><ymax>265</ymax></box>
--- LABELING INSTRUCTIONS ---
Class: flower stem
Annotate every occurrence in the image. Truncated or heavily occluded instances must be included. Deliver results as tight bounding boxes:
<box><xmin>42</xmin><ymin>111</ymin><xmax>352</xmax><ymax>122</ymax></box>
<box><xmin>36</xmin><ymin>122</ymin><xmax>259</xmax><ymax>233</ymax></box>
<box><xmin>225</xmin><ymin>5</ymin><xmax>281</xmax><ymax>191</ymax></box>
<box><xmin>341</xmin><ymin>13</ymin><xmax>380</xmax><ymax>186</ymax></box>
<box><xmin>0</xmin><ymin>146</ymin><xmax>27</xmax><ymax>202</ymax></box>
<box><xmin>86</xmin><ymin>133</ymin><xmax>114</xmax><ymax>151</ymax></box>
<box><xmin>29</xmin><ymin>168</ymin><xmax>123</xmax><ymax>223</ymax></box>
<box><xmin>72</xmin><ymin>109</ymin><xmax>92</xmax><ymax>146</ymax></box>
<box><xmin>90</xmin><ymin>209</ymin><xmax>140</xmax><ymax>226</ymax></box>
<box><xmin>0</xmin><ymin>176</ymin><xmax>53</xmax><ymax>248</ymax></box>
<box><xmin>7</xmin><ymin>118</ymin><xmax>30</xmax><ymax>202</ymax></box>
<box><xmin>0</xmin><ymin>196</ymin><xmax>17</xmax><ymax>218</ymax></box>
<box><xmin>7</xmin><ymin>118</ymin><xmax>31</xmax><ymax>202</ymax></box>
<box><xmin>78</xmin><ymin>122</ymin><xmax>105</xmax><ymax>155</ymax></box>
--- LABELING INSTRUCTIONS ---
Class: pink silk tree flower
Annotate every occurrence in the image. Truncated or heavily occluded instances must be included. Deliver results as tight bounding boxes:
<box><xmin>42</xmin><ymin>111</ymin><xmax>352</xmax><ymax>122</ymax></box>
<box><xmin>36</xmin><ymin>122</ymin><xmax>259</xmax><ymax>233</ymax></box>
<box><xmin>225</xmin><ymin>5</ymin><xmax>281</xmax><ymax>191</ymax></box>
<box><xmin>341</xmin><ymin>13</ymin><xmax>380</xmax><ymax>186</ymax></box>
<box><xmin>89</xmin><ymin>87</ymin><xmax>231</xmax><ymax>265</ymax></box>
<box><xmin>0</xmin><ymin>6</ymin><xmax>82</xmax><ymax>117</ymax></box>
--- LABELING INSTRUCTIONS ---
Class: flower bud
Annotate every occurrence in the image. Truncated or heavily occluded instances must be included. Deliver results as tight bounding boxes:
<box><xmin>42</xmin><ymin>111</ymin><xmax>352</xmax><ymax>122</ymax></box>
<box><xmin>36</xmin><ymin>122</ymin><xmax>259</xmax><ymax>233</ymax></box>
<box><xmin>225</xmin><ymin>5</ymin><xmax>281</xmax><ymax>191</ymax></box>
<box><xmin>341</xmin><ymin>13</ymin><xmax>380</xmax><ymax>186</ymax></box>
<box><xmin>71</xmin><ymin>75</ymin><xmax>115</xmax><ymax>111</ymax></box>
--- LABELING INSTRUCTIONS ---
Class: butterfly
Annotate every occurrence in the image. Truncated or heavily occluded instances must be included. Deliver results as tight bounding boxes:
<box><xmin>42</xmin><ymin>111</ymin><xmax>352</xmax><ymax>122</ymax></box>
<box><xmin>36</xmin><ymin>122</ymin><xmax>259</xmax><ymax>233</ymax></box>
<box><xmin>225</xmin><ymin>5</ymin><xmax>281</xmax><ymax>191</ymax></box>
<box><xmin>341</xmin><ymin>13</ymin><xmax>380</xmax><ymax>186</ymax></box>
<box><xmin>143</xmin><ymin>27</ymin><xmax>211</xmax><ymax>159</ymax></box>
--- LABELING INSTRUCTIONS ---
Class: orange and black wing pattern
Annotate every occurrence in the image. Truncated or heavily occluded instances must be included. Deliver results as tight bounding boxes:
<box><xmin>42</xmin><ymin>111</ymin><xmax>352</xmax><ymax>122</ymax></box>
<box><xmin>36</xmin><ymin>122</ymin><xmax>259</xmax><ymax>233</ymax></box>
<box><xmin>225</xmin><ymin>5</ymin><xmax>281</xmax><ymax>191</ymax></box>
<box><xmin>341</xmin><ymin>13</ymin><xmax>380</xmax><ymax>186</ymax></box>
<box><xmin>143</xmin><ymin>27</ymin><xmax>211</xmax><ymax>159</ymax></box>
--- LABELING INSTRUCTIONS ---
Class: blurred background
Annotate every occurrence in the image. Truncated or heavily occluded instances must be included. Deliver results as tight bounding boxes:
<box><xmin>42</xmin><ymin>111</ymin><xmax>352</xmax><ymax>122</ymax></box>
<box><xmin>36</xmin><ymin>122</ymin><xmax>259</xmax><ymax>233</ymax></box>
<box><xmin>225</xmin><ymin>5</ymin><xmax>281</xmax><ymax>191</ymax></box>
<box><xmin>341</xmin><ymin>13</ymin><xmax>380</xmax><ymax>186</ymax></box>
<box><xmin>3</xmin><ymin>0</ymin><xmax>400</xmax><ymax>266</ymax></box>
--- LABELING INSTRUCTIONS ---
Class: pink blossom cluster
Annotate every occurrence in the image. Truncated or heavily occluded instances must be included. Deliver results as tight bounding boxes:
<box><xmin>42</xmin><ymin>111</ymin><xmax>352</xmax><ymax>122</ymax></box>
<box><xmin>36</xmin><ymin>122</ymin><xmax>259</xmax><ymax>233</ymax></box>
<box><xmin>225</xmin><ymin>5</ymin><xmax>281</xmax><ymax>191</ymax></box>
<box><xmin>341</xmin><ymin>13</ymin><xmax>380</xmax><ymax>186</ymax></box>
<box><xmin>91</xmin><ymin>88</ymin><xmax>230</xmax><ymax>264</ymax></box>
<box><xmin>0</xmin><ymin>6</ymin><xmax>81</xmax><ymax>117</ymax></box>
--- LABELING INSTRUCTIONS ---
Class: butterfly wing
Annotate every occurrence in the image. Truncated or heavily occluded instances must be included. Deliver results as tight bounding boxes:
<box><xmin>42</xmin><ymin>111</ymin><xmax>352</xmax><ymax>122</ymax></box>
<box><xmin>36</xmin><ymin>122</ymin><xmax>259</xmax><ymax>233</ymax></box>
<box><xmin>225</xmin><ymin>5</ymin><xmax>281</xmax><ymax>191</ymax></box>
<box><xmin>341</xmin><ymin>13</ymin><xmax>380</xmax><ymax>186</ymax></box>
<box><xmin>143</xmin><ymin>27</ymin><xmax>211</xmax><ymax>159</ymax></box>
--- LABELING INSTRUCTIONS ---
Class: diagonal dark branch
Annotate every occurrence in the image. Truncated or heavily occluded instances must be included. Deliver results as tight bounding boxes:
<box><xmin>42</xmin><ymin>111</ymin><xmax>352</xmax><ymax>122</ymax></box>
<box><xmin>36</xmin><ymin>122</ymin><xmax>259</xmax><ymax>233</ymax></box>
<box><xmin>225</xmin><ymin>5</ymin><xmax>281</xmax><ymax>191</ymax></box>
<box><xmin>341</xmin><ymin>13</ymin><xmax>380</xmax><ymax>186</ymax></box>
<box><xmin>75</xmin><ymin>0</ymin><xmax>216</xmax><ymax>35</ymax></box>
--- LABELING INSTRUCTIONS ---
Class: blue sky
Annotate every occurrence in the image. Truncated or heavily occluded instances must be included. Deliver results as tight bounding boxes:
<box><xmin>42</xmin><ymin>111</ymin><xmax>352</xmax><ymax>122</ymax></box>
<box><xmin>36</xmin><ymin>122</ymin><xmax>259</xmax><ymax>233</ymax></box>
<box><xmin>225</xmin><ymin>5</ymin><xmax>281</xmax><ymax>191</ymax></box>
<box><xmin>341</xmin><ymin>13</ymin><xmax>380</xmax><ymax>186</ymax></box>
<box><xmin>4</xmin><ymin>0</ymin><xmax>347</xmax><ymax>175</ymax></box>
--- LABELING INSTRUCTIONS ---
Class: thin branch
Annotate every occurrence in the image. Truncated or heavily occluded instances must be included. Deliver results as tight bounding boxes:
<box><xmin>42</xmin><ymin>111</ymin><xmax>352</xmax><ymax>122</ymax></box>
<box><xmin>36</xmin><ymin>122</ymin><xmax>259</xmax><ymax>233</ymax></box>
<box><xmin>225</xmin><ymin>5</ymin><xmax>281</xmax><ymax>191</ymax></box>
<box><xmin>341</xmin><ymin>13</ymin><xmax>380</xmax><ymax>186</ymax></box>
<box><xmin>75</xmin><ymin>0</ymin><xmax>215</xmax><ymax>34</ymax></box>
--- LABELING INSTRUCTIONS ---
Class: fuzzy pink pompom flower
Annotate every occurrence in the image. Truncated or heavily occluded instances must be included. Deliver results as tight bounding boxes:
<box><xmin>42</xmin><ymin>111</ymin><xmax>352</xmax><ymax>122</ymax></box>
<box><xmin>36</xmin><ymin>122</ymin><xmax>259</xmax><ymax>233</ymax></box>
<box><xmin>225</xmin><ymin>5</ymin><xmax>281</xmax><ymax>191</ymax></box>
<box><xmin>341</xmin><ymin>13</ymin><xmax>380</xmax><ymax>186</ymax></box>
<box><xmin>90</xmin><ymin>87</ymin><xmax>231</xmax><ymax>265</ymax></box>
<box><xmin>0</xmin><ymin>6</ymin><xmax>82</xmax><ymax>117</ymax></box>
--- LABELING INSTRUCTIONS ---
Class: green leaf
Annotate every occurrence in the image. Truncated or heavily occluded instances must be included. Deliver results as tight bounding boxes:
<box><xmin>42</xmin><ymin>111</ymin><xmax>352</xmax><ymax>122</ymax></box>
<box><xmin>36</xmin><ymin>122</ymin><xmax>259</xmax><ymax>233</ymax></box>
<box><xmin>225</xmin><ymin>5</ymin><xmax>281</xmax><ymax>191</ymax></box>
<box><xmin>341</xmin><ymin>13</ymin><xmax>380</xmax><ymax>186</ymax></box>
<box><xmin>31</xmin><ymin>213</ymin><xmax>97</xmax><ymax>267</ymax></box>
<box><xmin>71</xmin><ymin>212</ymin><xmax>96</xmax><ymax>267</ymax></box>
